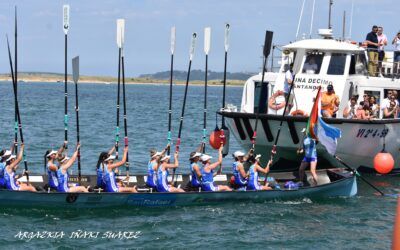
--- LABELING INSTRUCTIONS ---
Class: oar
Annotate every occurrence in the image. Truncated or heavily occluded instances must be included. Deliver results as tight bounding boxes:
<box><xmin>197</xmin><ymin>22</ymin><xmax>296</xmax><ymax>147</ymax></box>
<box><xmin>334</xmin><ymin>155</ymin><xmax>385</xmax><ymax>196</ymax></box>
<box><xmin>252</xmin><ymin>30</ymin><xmax>273</xmax><ymax>149</ymax></box>
<box><xmin>202</xmin><ymin>27</ymin><xmax>211</xmax><ymax>154</ymax></box>
<box><xmin>119</xmin><ymin>19</ymin><xmax>130</xmax><ymax>178</ymax></box>
<box><xmin>63</xmin><ymin>4</ymin><xmax>70</xmax><ymax>149</ymax></box>
<box><xmin>14</xmin><ymin>7</ymin><xmax>18</xmax><ymax>154</ymax></box>
<box><xmin>173</xmin><ymin>32</ymin><xmax>197</xmax><ymax>185</ymax></box>
<box><xmin>221</xmin><ymin>24</ymin><xmax>230</xmax><ymax>157</ymax></box>
<box><xmin>167</xmin><ymin>27</ymin><xmax>176</xmax><ymax>155</ymax></box>
<box><xmin>6</xmin><ymin>35</ymin><xmax>29</xmax><ymax>183</ymax></box>
<box><xmin>115</xmin><ymin>19</ymin><xmax>123</xmax><ymax>160</ymax></box>
<box><xmin>72</xmin><ymin>56</ymin><xmax>81</xmax><ymax>184</ymax></box>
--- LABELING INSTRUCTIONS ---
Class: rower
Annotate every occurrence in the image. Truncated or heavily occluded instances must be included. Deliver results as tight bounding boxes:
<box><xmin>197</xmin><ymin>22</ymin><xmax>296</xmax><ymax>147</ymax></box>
<box><xmin>96</xmin><ymin>146</ymin><xmax>116</xmax><ymax>190</ymax></box>
<box><xmin>57</xmin><ymin>144</ymin><xmax>89</xmax><ymax>193</ymax></box>
<box><xmin>189</xmin><ymin>152</ymin><xmax>202</xmax><ymax>189</ymax></box>
<box><xmin>200</xmin><ymin>145</ymin><xmax>232</xmax><ymax>192</ymax></box>
<box><xmin>0</xmin><ymin>148</ymin><xmax>12</xmax><ymax>188</ymax></box>
<box><xmin>4</xmin><ymin>144</ymin><xmax>36</xmax><ymax>192</ymax></box>
<box><xmin>231</xmin><ymin>150</ymin><xmax>248</xmax><ymax>189</ymax></box>
<box><xmin>44</xmin><ymin>142</ymin><xmax>67</xmax><ymax>190</ymax></box>
<box><xmin>247</xmin><ymin>154</ymin><xmax>272</xmax><ymax>191</ymax></box>
<box><xmin>298</xmin><ymin>133</ymin><xmax>318</xmax><ymax>186</ymax></box>
<box><xmin>157</xmin><ymin>152</ymin><xmax>185</xmax><ymax>193</ymax></box>
<box><xmin>146</xmin><ymin>150</ymin><xmax>162</xmax><ymax>190</ymax></box>
<box><xmin>103</xmin><ymin>145</ymin><xmax>137</xmax><ymax>193</ymax></box>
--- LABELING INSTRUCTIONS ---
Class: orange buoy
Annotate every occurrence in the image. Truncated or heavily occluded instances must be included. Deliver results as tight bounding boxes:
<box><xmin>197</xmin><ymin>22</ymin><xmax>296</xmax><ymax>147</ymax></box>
<box><xmin>209</xmin><ymin>129</ymin><xmax>225</xmax><ymax>149</ymax></box>
<box><xmin>393</xmin><ymin>197</ymin><xmax>400</xmax><ymax>250</ymax></box>
<box><xmin>373</xmin><ymin>151</ymin><xmax>395</xmax><ymax>174</ymax></box>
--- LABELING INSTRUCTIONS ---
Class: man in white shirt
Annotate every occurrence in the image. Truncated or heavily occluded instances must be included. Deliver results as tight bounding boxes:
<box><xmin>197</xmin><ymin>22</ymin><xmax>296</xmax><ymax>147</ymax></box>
<box><xmin>377</xmin><ymin>27</ymin><xmax>388</xmax><ymax>77</ymax></box>
<box><xmin>303</xmin><ymin>57</ymin><xmax>318</xmax><ymax>74</ymax></box>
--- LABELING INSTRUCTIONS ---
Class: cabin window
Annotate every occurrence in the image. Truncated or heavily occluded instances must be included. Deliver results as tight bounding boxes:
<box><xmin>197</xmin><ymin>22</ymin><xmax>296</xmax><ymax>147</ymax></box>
<box><xmin>253</xmin><ymin>81</ymin><xmax>269</xmax><ymax>113</ymax></box>
<box><xmin>302</xmin><ymin>52</ymin><xmax>324</xmax><ymax>74</ymax></box>
<box><xmin>327</xmin><ymin>53</ymin><xmax>347</xmax><ymax>75</ymax></box>
<box><xmin>349</xmin><ymin>53</ymin><xmax>368</xmax><ymax>75</ymax></box>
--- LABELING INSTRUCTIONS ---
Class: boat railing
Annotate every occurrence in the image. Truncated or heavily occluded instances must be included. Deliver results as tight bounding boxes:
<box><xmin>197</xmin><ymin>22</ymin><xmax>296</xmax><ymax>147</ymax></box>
<box><xmin>364</xmin><ymin>48</ymin><xmax>400</xmax><ymax>79</ymax></box>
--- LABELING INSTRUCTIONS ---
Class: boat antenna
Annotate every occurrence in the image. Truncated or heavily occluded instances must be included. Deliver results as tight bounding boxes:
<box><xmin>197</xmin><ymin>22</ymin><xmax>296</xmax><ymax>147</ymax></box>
<box><xmin>295</xmin><ymin>0</ymin><xmax>306</xmax><ymax>40</ymax></box>
<box><xmin>328</xmin><ymin>0</ymin><xmax>333</xmax><ymax>30</ymax></box>
<box><xmin>6</xmin><ymin>35</ymin><xmax>29</xmax><ymax>184</ymax></box>
<box><xmin>167</xmin><ymin>26</ymin><xmax>176</xmax><ymax>155</ymax></box>
<box><xmin>221</xmin><ymin>23</ymin><xmax>230</xmax><ymax>157</ymax></box>
<box><xmin>348</xmin><ymin>0</ymin><xmax>354</xmax><ymax>39</ymax></box>
<box><xmin>115</xmin><ymin>19</ymin><xmax>123</xmax><ymax>160</ymax></box>
<box><xmin>309</xmin><ymin>0</ymin><xmax>316</xmax><ymax>38</ymax></box>
<box><xmin>172</xmin><ymin>33</ymin><xmax>197</xmax><ymax>185</ymax></box>
<box><xmin>72</xmin><ymin>56</ymin><xmax>81</xmax><ymax>184</ymax></box>
<box><xmin>342</xmin><ymin>11</ymin><xmax>346</xmax><ymax>41</ymax></box>
<box><xmin>202</xmin><ymin>27</ymin><xmax>211</xmax><ymax>154</ymax></box>
<box><xmin>14</xmin><ymin>6</ymin><xmax>18</xmax><ymax>154</ymax></box>
<box><xmin>63</xmin><ymin>4</ymin><xmax>70</xmax><ymax>150</ymax></box>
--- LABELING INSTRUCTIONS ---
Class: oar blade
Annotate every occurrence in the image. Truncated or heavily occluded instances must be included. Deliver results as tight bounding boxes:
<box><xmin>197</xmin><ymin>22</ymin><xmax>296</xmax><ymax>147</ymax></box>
<box><xmin>117</xmin><ymin>19</ymin><xmax>125</xmax><ymax>49</ymax></box>
<box><xmin>189</xmin><ymin>32</ymin><xmax>197</xmax><ymax>61</ymax></box>
<box><xmin>170</xmin><ymin>26</ymin><xmax>176</xmax><ymax>55</ymax></box>
<box><xmin>72</xmin><ymin>56</ymin><xmax>79</xmax><ymax>83</ymax></box>
<box><xmin>63</xmin><ymin>4</ymin><xmax>70</xmax><ymax>34</ymax></box>
<box><xmin>204</xmin><ymin>27</ymin><xmax>211</xmax><ymax>55</ymax></box>
<box><xmin>263</xmin><ymin>30</ymin><xmax>274</xmax><ymax>58</ymax></box>
<box><xmin>224</xmin><ymin>23</ymin><xmax>230</xmax><ymax>52</ymax></box>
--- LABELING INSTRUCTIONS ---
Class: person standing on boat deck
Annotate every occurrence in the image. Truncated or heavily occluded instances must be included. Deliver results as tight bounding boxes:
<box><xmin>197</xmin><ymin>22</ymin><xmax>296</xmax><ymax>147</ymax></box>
<box><xmin>4</xmin><ymin>144</ymin><xmax>36</xmax><ymax>192</ymax></box>
<box><xmin>0</xmin><ymin>148</ymin><xmax>13</xmax><ymax>188</ymax></box>
<box><xmin>157</xmin><ymin>152</ymin><xmax>185</xmax><ymax>193</ymax></box>
<box><xmin>343</xmin><ymin>97</ymin><xmax>358</xmax><ymax>119</ymax></box>
<box><xmin>200</xmin><ymin>145</ymin><xmax>232</xmax><ymax>192</ymax></box>
<box><xmin>247</xmin><ymin>155</ymin><xmax>272</xmax><ymax>191</ymax></box>
<box><xmin>321</xmin><ymin>84</ymin><xmax>340</xmax><ymax>118</ymax></box>
<box><xmin>232</xmin><ymin>151</ymin><xmax>248</xmax><ymax>189</ymax></box>
<box><xmin>392</xmin><ymin>31</ymin><xmax>400</xmax><ymax>77</ymax></box>
<box><xmin>103</xmin><ymin>145</ymin><xmax>137</xmax><ymax>193</ymax></box>
<box><xmin>298</xmin><ymin>135</ymin><xmax>318</xmax><ymax>186</ymax></box>
<box><xmin>365</xmin><ymin>25</ymin><xmax>379</xmax><ymax>76</ymax></box>
<box><xmin>377</xmin><ymin>27</ymin><xmax>388</xmax><ymax>77</ymax></box>
<box><xmin>189</xmin><ymin>152</ymin><xmax>202</xmax><ymax>189</ymax></box>
<box><xmin>283</xmin><ymin>63</ymin><xmax>294</xmax><ymax>114</ymax></box>
<box><xmin>57</xmin><ymin>144</ymin><xmax>89</xmax><ymax>193</ymax></box>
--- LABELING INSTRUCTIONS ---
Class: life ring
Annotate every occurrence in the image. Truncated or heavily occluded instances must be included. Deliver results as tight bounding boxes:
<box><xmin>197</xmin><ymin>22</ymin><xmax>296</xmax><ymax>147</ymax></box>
<box><xmin>291</xmin><ymin>109</ymin><xmax>308</xmax><ymax>116</ymax></box>
<box><xmin>268</xmin><ymin>90</ymin><xmax>286</xmax><ymax>110</ymax></box>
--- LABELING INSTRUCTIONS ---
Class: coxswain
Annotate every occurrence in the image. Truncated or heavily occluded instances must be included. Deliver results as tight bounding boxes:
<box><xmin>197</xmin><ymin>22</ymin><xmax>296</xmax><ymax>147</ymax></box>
<box><xmin>4</xmin><ymin>144</ymin><xmax>36</xmax><ymax>192</ymax></box>
<box><xmin>44</xmin><ymin>142</ymin><xmax>67</xmax><ymax>190</ymax></box>
<box><xmin>200</xmin><ymin>145</ymin><xmax>232</xmax><ymax>192</ymax></box>
<box><xmin>57</xmin><ymin>144</ymin><xmax>89</xmax><ymax>193</ymax></box>
<box><xmin>189</xmin><ymin>151</ymin><xmax>202</xmax><ymax>189</ymax></box>
<box><xmin>247</xmin><ymin>154</ymin><xmax>272</xmax><ymax>191</ymax></box>
<box><xmin>232</xmin><ymin>150</ymin><xmax>248</xmax><ymax>189</ymax></box>
<box><xmin>103</xmin><ymin>145</ymin><xmax>137</xmax><ymax>193</ymax></box>
<box><xmin>156</xmin><ymin>152</ymin><xmax>185</xmax><ymax>192</ymax></box>
<box><xmin>298</xmin><ymin>134</ymin><xmax>318</xmax><ymax>186</ymax></box>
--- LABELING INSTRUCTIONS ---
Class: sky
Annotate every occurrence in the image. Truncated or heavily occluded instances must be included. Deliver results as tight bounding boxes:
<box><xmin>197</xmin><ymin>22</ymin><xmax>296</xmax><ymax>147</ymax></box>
<box><xmin>0</xmin><ymin>0</ymin><xmax>398</xmax><ymax>77</ymax></box>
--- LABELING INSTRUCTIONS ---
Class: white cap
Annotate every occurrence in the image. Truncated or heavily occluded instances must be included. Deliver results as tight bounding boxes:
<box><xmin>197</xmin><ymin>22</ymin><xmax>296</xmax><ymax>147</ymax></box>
<box><xmin>301</xmin><ymin>128</ymin><xmax>306</xmax><ymax>133</ymax></box>
<box><xmin>3</xmin><ymin>150</ymin><xmax>12</xmax><ymax>157</ymax></box>
<box><xmin>160</xmin><ymin>155</ymin><xmax>171</xmax><ymax>162</ymax></box>
<box><xmin>200</xmin><ymin>154</ymin><xmax>212</xmax><ymax>162</ymax></box>
<box><xmin>255</xmin><ymin>154</ymin><xmax>262</xmax><ymax>160</ymax></box>
<box><xmin>6</xmin><ymin>155</ymin><xmax>16</xmax><ymax>162</ymax></box>
<box><xmin>104</xmin><ymin>155</ymin><xmax>116</xmax><ymax>161</ymax></box>
<box><xmin>152</xmin><ymin>152</ymin><xmax>162</xmax><ymax>159</ymax></box>
<box><xmin>190</xmin><ymin>152</ymin><xmax>202</xmax><ymax>159</ymax></box>
<box><xmin>233</xmin><ymin>151</ymin><xmax>245</xmax><ymax>158</ymax></box>
<box><xmin>60</xmin><ymin>156</ymin><xmax>70</xmax><ymax>163</ymax></box>
<box><xmin>46</xmin><ymin>150</ymin><xmax>58</xmax><ymax>158</ymax></box>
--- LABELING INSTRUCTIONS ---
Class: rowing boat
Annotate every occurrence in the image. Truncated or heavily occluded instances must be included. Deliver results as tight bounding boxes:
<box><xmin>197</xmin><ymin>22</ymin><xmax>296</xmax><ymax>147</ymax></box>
<box><xmin>0</xmin><ymin>168</ymin><xmax>356</xmax><ymax>208</ymax></box>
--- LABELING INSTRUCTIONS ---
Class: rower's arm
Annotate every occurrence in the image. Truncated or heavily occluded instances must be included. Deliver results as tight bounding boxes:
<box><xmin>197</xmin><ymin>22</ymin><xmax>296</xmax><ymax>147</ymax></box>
<box><xmin>62</xmin><ymin>147</ymin><xmax>79</xmax><ymax>170</ymax></box>
<box><xmin>10</xmin><ymin>141</ymin><xmax>16</xmax><ymax>154</ymax></box>
<box><xmin>108</xmin><ymin>145</ymin><xmax>116</xmax><ymax>155</ymax></box>
<box><xmin>258</xmin><ymin>160</ymin><xmax>272</xmax><ymax>174</ymax></box>
<box><xmin>194</xmin><ymin>164</ymin><xmax>202</xmax><ymax>178</ymax></box>
<box><xmin>209</xmin><ymin>146</ymin><xmax>223</xmax><ymax>170</ymax></box>
<box><xmin>10</xmin><ymin>144</ymin><xmax>24</xmax><ymax>170</ymax></box>
<box><xmin>239</xmin><ymin>164</ymin><xmax>247</xmax><ymax>178</ymax></box>
<box><xmin>57</xmin><ymin>142</ymin><xmax>67</xmax><ymax>157</ymax></box>
<box><xmin>110</xmin><ymin>146</ymin><xmax>128</xmax><ymax>169</ymax></box>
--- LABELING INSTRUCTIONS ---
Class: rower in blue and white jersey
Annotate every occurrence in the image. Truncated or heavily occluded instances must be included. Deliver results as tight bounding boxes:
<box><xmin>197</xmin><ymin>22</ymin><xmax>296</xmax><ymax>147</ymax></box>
<box><xmin>0</xmin><ymin>149</ymin><xmax>12</xmax><ymax>188</ymax></box>
<box><xmin>156</xmin><ymin>152</ymin><xmax>184</xmax><ymax>193</ymax></box>
<box><xmin>189</xmin><ymin>152</ymin><xmax>202</xmax><ymax>188</ymax></box>
<box><xmin>200</xmin><ymin>145</ymin><xmax>231</xmax><ymax>192</ymax></box>
<box><xmin>247</xmin><ymin>154</ymin><xmax>272</xmax><ymax>191</ymax></box>
<box><xmin>232</xmin><ymin>151</ymin><xmax>248</xmax><ymax>189</ymax></box>
<box><xmin>95</xmin><ymin>145</ymin><xmax>116</xmax><ymax>189</ymax></box>
<box><xmin>45</xmin><ymin>149</ymin><xmax>59</xmax><ymax>189</ymax></box>
<box><xmin>298</xmin><ymin>131</ymin><xmax>319</xmax><ymax>186</ymax></box>
<box><xmin>146</xmin><ymin>151</ymin><xmax>162</xmax><ymax>189</ymax></box>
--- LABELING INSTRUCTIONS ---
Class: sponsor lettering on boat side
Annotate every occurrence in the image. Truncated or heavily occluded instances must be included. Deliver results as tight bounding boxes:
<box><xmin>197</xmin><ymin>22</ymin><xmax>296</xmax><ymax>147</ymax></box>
<box><xmin>294</xmin><ymin>77</ymin><xmax>333</xmax><ymax>89</ymax></box>
<box><xmin>127</xmin><ymin>194</ymin><xmax>175</xmax><ymax>206</ymax></box>
<box><xmin>356</xmin><ymin>128</ymin><xmax>389</xmax><ymax>138</ymax></box>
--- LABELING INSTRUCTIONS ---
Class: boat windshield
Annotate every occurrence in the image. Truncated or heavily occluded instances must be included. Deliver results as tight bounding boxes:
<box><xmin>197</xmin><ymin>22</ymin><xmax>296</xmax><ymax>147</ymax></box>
<box><xmin>349</xmin><ymin>53</ymin><xmax>368</xmax><ymax>75</ymax></box>
<box><xmin>327</xmin><ymin>53</ymin><xmax>347</xmax><ymax>75</ymax></box>
<box><xmin>302</xmin><ymin>52</ymin><xmax>324</xmax><ymax>74</ymax></box>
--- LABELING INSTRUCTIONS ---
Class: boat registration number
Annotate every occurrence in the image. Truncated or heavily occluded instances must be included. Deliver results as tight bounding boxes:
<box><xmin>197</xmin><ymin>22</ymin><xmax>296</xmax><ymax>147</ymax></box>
<box><xmin>356</xmin><ymin>128</ymin><xmax>389</xmax><ymax>138</ymax></box>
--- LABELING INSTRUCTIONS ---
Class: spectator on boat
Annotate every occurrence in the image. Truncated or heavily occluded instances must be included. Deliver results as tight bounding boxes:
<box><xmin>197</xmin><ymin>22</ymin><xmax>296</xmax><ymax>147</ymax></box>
<box><xmin>377</xmin><ymin>27</ymin><xmax>388</xmax><ymax>77</ymax></box>
<box><xmin>283</xmin><ymin>62</ymin><xmax>294</xmax><ymax>114</ymax></box>
<box><xmin>298</xmin><ymin>135</ymin><xmax>318</xmax><ymax>186</ymax></box>
<box><xmin>189</xmin><ymin>151</ymin><xmax>202</xmax><ymax>189</ymax></box>
<box><xmin>44</xmin><ymin>142</ymin><xmax>67</xmax><ymax>190</ymax></box>
<box><xmin>157</xmin><ymin>152</ymin><xmax>185</xmax><ymax>193</ymax></box>
<box><xmin>246</xmin><ymin>154</ymin><xmax>272</xmax><ymax>191</ymax></box>
<box><xmin>302</xmin><ymin>56</ymin><xmax>318</xmax><ymax>74</ymax></box>
<box><xmin>392</xmin><ymin>31</ymin><xmax>400</xmax><ymax>77</ymax></box>
<box><xmin>0</xmin><ymin>147</ymin><xmax>12</xmax><ymax>188</ymax></box>
<box><xmin>343</xmin><ymin>97</ymin><xmax>358</xmax><ymax>119</ymax></box>
<box><xmin>383</xmin><ymin>100</ymin><xmax>398</xmax><ymax>118</ymax></box>
<box><xmin>232</xmin><ymin>151</ymin><xmax>248</xmax><ymax>190</ymax></box>
<box><xmin>356</xmin><ymin>101</ymin><xmax>371</xmax><ymax>120</ymax></box>
<box><xmin>369</xmin><ymin>96</ymin><xmax>379</xmax><ymax>118</ymax></box>
<box><xmin>103</xmin><ymin>145</ymin><xmax>137</xmax><ymax>193</ymax></box>
<box><xmin>4</xmin><ymin>144</ymin><xmax>36</xmax><ymax>192</ymax></box>
<box><xmin>365</xmin><ymin>25</ymin><xmax>379</xmax><ymax>76</ymax></box>
<box><xmin>321</xmin><ymin>84</ymin><xmax>340</xmax><ymax>118</ymax></box>
<box><xmin>200</xmin><ymin>145</ymin><xmax>232</xmax><ymax>192</ymax></box>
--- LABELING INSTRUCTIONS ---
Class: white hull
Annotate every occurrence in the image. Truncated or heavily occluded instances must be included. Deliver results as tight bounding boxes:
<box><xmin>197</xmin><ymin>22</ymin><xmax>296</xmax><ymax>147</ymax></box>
<box><xmin>222</xmin><ymin>112</ymin><xmax>400</xmax><ymax>171</ymax></box>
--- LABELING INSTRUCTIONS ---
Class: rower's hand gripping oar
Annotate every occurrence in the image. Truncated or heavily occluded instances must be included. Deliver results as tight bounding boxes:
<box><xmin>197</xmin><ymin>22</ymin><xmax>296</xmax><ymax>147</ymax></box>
<box><xmin>202</xmin><ymin>27</ymin><xmax>211</xmax><ymax>153</ymax></box>
<box><xmin>167</xmin><ymin>26</ymin><xmax>176</xmax><ymax>155</ymax></box>
<box><xmin>72</xmin><ymin>56</ymin><xmax>82</xmax><ymax>184</ymax></box>
<box><xmin>173</xmin><ymin>32</ymin><xmax>197</xmax><ymax>186</ymax></box>
<box><xmin>63</xmin><ymin>4</ymin><xmax>70</xmax><ymax>150</ymax></box>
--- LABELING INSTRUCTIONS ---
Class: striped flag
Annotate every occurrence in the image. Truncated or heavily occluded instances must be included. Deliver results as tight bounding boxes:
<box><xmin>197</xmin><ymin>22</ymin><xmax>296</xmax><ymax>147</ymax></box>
<box><xmin>306</xmin><ymin>87</ymin><xmax>342</xmax><ymax>155</ymax></box>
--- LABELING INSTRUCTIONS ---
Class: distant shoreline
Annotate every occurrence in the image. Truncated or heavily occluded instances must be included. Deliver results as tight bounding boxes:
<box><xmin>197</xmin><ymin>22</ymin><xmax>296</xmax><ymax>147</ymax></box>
<box><xmin>0</xmin><ymin>73</ymin><xmax>246</xmax><ymax>86</ymax></box>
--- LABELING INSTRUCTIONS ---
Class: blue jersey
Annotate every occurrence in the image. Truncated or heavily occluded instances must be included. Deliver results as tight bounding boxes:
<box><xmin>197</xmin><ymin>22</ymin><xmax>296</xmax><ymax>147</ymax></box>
<box><xmin>57</xmin><ymin>169</ymin><xmax>69</xmax><ymax>192</ymax></box>
<box><xmin>190</xmin><ymin>162</ymin><xmax>201</xmax><ymax>187</ymax></box>
<box><xmin>47</xmin><ymin>163</ymin><xmax>59</xmax><ymax>189</ymax></box>
<box><xmin>247</xmin><ymin>165</ymin><xmax>260</xmax><ymax>190</ymax></box>
<box><xmin>303</xmin><ymin>137</ymin><xmax>317</xmax><ymax>159</ymax></box>
<box><xmin>104</xmin><ymin>165</ymin><xmax>119</xmax><ymax>192</ymax></box>
<box><xmin>232</xmin><ymin>161</ymin><xmax>247</xmax><ymax>186</ymax></box>
<box><xmin>4</xmin><ymin>168</ymin><xmax>19</xmax><ymax>191</ymax></box>
<box><xmin>146</xmin><ymin>161</ymin><xmax>157</xmax><ymax>188</ymax></box>
<box><xmin>156</xmin><ymin>165</ymin><xmax>169</xmax><ymax>192</ymax></box>
<box><xmin>96</xmin><ymin>167</ymin><xmax>105</xmax><ymax>188</ymax></box>
<box><xmin>0</xmin><ymin>162</ymin><xmax>5</xmax><ymax>187</ymax></box>
<box><xmin>200</xmin><ymin>165</ymin><xmax>218</xmax><ymax>191</ymax></box>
